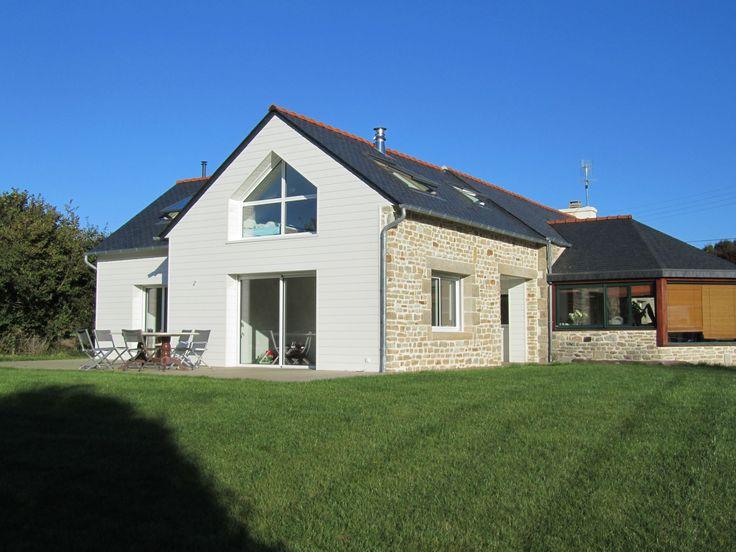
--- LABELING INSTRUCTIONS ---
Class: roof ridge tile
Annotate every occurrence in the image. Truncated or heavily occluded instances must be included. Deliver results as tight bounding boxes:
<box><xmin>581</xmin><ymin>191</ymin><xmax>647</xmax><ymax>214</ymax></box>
<box><xmin>548</xmin><ymin>215</ymin><xmax>632</xmax><ymax>225</ymax></box>
<box><xmin>175</xmin><ymin>176</ymin><xmax>209</xmax><ymax>185</ymax></box>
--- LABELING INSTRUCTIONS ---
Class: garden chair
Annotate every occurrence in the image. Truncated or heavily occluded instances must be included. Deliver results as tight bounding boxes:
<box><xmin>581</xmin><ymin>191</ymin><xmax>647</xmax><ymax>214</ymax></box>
<box><xmin>171</xmin><ymin>329</ymin><xmax>193</xmax><ymax>363</ymax></box>
<box><xmin>94</xmin><ymin>330</ymin><xmax>124</xmax><ymax>365</ymax></box>
<box><xmin>182</xmin><ymin>329</ymin><xmax>210</xmax><ymax>369</ymax></box>
<box><xmin>76</xmin><ymin>329</ymin><xmax>115</xmax><ymax>370</ymax></box>
<box><xmin>120</xmin><ymin>329</ymin><xmax>148</xmax><ymax>370</ymax></box>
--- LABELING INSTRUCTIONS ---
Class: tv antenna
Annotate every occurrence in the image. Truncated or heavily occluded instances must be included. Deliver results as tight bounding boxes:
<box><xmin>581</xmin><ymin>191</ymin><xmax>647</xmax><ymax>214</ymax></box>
<box><xmin>581</xmin><ymin>160</ymin><xmax>594</xmax><ymax>206</ymax></box>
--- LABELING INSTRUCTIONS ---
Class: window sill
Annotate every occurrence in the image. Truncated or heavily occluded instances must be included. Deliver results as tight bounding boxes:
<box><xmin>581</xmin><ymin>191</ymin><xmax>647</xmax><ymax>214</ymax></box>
<box><xmin>553</xmin><ymin>326</ymin><xmax>656</xmax><ymax>332</ymax></box>
<box><xmin>227</xmin><ymin>233</ymin><xmax>318</xmax><ymax>245</ymax></box>
<box><xmin>430</xmin><ymin>330</ymin><xmax>472</xmax><ymax>340</ymax></box>
<box><xmin>661</xmin><ymin>341</ymin><xmax>736</xmax><ymax>348</ymax></box>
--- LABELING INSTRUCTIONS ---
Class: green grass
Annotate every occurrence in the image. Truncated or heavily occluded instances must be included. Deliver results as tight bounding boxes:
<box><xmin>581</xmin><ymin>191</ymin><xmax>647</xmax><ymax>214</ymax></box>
<box><xmin>0</xmin><ymin>351</ymin><xmax>83</xmax><ymax>362</ymax></box>
<box><xmin>1</xmin><ymin>364</ymin><xmax>735</xmax><ymax>550</ymax></box>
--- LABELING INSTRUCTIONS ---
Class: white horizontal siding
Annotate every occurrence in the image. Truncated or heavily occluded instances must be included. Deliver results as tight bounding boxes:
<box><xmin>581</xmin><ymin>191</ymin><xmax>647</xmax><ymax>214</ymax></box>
<box><xmin>167</xmin><ymin>116</ymin><xmax>390</xmax><ymax>370</ymax></box>
<box><xmin>95</xmin><ymin>253</ymin><xmax>168</xmax><ymax>332</ymax></box>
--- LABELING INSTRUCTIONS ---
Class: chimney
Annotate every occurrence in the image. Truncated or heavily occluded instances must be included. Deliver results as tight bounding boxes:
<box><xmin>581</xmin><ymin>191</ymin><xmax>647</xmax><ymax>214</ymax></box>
<box><xmin>373</xmin><ymin>127</ymin><xmax>387</xmax><ymax>154</ymax></box>
<box><xmin>560</xmin><ymin>199</ymin><xmax>598</xmax><ymax>219</ymax></box>
<box><xmin>201</xmin><ymin>161</ymin><xmax>207</xmax><ymax>178</ymax></box>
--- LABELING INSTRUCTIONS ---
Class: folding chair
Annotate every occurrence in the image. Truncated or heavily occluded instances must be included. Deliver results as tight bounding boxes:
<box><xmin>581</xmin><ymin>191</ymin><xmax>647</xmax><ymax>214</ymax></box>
<box><xmin>171</xmin><ymin>330</ymin><xmax>193</xmax><ymax>364</ymax></box>
<box><xmin>182</xmin><ymin>330</ymin><xmax>210</xmax><ymax>369</ymax></box>
<box><xmin>120</xmin><ymin>329</ymin><xmax>147</xmax><ymax>370</ymax></box>
<box><xmin>94</xmin><ymin>330</ymin><xmax>124</xmax><ymax>366</ymax></box>
<box><xmin>76</xmin><ymin>329</ymin><xmax>115</xmax><ymax>370</ymax></box>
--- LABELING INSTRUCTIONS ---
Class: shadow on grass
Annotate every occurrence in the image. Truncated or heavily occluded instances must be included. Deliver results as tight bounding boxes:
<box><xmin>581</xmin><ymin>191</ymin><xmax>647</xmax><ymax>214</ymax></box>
<box><xmin>0</xmin><ymin>385</ymin><xmax>278</xmax><ymax>551</ymax></box>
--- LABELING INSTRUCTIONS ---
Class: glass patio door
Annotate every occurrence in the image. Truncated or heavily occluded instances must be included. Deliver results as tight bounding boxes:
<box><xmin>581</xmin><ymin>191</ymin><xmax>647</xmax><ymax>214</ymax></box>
<box><xmin>240</xmin><ymin>274</ymin><xmax>316</xmax><ymax>367</ymax></box>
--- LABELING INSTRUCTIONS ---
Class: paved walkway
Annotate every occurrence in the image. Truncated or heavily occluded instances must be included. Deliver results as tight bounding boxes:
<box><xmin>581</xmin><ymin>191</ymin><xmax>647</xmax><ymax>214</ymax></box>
<box><xmin>0</xmin><ymin>359</ymin><xmax>375</xmax><ymax>382</ymax></box>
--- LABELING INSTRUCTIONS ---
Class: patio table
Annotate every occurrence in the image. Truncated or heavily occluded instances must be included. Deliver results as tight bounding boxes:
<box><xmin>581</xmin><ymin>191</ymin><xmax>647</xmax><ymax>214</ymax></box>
<box><xmin>142</xmin><ymin>331</ymin><xmax>195</xmax><ymax>370</ymax></box>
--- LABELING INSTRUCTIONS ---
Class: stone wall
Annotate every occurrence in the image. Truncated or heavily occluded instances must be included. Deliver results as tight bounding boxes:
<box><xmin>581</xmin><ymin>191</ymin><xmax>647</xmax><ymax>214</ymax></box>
<box><xmin>552</xmin><ymin>330</ymin><xmax>736</xmax><ymax>366</ymax></box>
<box><xmin>384</xmin><ymin>212</ymin><xmax>548</xmax><ymax>372</ymax></box>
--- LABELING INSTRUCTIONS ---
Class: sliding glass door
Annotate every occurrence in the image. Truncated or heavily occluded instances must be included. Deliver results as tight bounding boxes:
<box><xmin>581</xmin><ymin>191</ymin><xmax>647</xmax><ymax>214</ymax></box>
<box><xmin>240</xmin><ymin>274</ymin><xmax>316</xmax><ymax>367</ymax></box>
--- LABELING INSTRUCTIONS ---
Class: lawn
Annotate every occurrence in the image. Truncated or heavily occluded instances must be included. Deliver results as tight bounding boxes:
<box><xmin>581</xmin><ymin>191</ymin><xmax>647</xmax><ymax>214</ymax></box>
<box><xmin>1</xmin><ymin>364</ymin><xmax>735</xmax><ymax>550</ymax></box>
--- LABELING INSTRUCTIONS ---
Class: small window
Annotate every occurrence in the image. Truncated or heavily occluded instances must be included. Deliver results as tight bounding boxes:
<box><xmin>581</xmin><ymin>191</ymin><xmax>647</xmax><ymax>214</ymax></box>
<box><xmin>242</xmin><ymin>162</ymin><xmax>317</xmax><ymax>238</ymax></box>
<box><xmin>431</xmin><ymin>273</ymin><xmax>462</xmax><ymax>330</ymax></box>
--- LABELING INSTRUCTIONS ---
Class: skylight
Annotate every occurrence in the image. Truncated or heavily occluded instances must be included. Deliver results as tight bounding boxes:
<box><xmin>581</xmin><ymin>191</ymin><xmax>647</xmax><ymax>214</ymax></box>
<box><xmin>454</xmin><ymin>186</ymin><xmax>485</xmax><ymax>206</ymax></box>
<box><xmin>393</xmin><ymin>171</ymin><xmax>431</xmax><ymax>193</ymax></box>
<box><xmin>372</xmin><ymin>159</ymin><xmax>436</xmax><ymax>195</ymax></box>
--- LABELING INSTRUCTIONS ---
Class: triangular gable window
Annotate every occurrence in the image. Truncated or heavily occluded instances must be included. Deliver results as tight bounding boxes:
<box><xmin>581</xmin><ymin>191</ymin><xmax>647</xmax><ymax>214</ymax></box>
<box><xmin>242</xmin><ymin>161</ymin><xmax>317</xmax><ymax>238</ymax></box>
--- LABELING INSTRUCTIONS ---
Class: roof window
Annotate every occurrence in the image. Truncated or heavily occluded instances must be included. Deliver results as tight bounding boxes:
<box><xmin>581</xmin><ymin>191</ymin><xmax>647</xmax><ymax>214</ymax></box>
<box><xmin>373</xmin><ymin>159</ymin><xmax>437</xmax><ymax>195</ymax></box>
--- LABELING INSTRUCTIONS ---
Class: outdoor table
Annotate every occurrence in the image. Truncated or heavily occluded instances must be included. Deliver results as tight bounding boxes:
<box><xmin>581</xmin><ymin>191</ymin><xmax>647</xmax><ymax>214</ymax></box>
<box><xmin>141</xmin><ymin>331</ymin><xmax>195</xmax><ymax>370</ymax></box>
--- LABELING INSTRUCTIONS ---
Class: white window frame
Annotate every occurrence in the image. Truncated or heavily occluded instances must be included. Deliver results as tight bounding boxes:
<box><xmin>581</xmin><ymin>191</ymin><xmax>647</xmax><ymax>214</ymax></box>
<box><xmin>431</xmin><ymin>273</ymin><xmax>462</xmax><ymax>331</ymax></box>
<box><xmin>238</xmin><ymin>272</ymin><xmax>317</xmax><ymax>368</ymax></box>
<box><xmin>241</xmin><ymin>162</ymin><xmax>317</xmax><ymax>239</ymax></box>
<box><xmin>141</xmin><ymin>285</ymin><xmax>167</xmax><ymax>332</ymax></box>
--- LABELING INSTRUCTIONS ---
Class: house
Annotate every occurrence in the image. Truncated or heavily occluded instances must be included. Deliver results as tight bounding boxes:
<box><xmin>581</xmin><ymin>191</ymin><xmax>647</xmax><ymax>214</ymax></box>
<box><xmin>88</xmin><ymin>106</ymin><xmax>736</xmax><ymax>371</ymax></box>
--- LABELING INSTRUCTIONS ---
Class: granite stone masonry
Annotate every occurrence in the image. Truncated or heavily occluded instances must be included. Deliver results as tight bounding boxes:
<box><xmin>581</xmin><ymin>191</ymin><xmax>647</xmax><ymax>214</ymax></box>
<box><xmin>552</xmin><ymin>330</ymin><xmax>736</xmax><ymax>366</ymax></box>
<box><xmin>384</xmin><ymin>212</ymin><xmax>548</xmax><ymax>372</ymax></box>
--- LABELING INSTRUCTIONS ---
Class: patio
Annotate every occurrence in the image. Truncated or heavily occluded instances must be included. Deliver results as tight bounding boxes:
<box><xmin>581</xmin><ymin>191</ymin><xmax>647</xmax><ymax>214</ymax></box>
<box><xmin>0</xmin><ymin>359</ymin><xmax>373</xmax><ymax>382</ymax></box>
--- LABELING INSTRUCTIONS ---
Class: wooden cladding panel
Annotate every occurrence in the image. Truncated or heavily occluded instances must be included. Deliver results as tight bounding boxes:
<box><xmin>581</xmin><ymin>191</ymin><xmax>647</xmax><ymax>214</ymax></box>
<box><xmin>667</xmin><ymin>284</ymin><xmax>703</xmax><ymax>332</ymax></box>
<box><xmin>702</xmin><ymin>285</ymin><xmax>736</xmax><ymax>340</ymax></box>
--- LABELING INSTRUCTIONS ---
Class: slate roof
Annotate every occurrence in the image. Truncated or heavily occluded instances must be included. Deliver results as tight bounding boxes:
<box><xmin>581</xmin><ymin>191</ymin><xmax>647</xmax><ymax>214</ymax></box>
<box><xmin>158</xmin><ymin>106</ymin><xmax>573</xmax><ymax>246</ymax></box>
<box><xmin>549</xmin><ymin>216</ymin><xmax>736</xmax><ymax>281</ymax></box>
<box><xmin>270</xmin><ymin>107</ymin><xmax>571</xmax><ymax>246</ymax></box>
<box><xmin>91</xmin><ymin>106</ymin><xmax>736</xmax><ymax>284</ymax></box>
<box><xmin>90</xmin><ymin>178</ymin><xmax>206</xmax><ymax>255</ymax></box>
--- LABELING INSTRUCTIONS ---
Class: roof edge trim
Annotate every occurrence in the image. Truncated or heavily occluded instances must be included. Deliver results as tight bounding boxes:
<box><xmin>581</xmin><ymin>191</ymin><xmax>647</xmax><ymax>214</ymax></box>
<box><xmin>87</xmin><ymin>244</ymin><xmax>168</xmax><ymax>258</ymax></box>
<box><xmin>400</xmin><ymin>204</ymin><xmax>567</xmax><ymax>247</ymax></box>
<box><xmin>548</xmin><ymin>268</ymin><xmax>736</xmax><ymax>282</ymax></box>
<box><xmin>159</xmin><ymin>111</ymin><xmax>279</xmax><ymax>238</ymax></box>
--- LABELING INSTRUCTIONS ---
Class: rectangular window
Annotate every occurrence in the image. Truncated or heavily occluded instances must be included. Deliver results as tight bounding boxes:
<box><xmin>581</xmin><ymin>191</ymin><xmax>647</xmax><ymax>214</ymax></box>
<box><xmin>555</xmin><ymin>282</ymin><xmax>655</xmax><ymax>330</ymax></box>
<box><xmin>668</xmin><ymin>283</ymin><xmax>736</xmax><ymax>343</ymax></box>
<box><xmin>143</xmin><ymin>286</ymin><xmax>167</xmax><ymax>332</ymax></box>
<box><xmin>431</xmin><ymin>273</ymin><xmax>461</xmax><ymax>330</ymax></box>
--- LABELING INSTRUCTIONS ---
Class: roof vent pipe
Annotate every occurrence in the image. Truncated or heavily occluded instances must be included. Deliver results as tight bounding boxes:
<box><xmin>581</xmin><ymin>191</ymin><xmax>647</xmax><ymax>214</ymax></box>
<box><xmin>373</xmin><ymin>127</ymin><xmax>387</xmax><ymax>154</ymax></box>
<box><xmin>201</xmin><ymin>161</ymin><xmax>207</xmax><ymax>177</ymax></box>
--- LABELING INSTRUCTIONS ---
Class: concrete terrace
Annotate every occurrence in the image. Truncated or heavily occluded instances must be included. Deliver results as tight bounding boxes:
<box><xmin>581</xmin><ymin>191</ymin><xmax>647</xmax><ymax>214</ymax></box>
<box><xmin>0</xmin><ymin>359</ymin><xmax>374</xmax><ymax>382</ymax></box>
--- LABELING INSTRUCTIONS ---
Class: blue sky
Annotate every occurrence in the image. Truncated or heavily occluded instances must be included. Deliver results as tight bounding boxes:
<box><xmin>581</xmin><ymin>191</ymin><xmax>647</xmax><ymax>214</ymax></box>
<box><xmin>1</xmin><ymin>1</ymin><xmax>734</xmax><ymax>244</ymax></box>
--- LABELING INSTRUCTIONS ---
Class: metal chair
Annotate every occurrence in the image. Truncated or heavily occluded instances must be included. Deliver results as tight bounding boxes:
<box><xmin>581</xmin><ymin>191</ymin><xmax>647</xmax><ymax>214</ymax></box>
<box><xmin>94</xmin><ymin>330</ymin><xmax>124</xmax><ymax>365</ymax></box>
<box><xmin>120</xmin><ymin>329</ymin><xmax>147</xmax><ymax>370</ymax></box>
<box><xmin>183</xmin><ymin>330</ymin><xmax>210</xmax><ymax>369</ymax></box>
<box><xmin>76</xmin><ymin>329</ymin><xmax>115</xmax><ymax>370</ymax></box>
<box><xmin>171</xmin><ymin>330</ymin><xmax>193</xmax><ymax>363</ymax></box>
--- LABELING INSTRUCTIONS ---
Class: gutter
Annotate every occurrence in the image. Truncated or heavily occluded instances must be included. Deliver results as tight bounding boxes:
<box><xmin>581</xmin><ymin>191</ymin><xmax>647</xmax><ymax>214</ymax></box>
<box><xmin>546</xmin><ymin>238</ymin><xmax>553</xmax><ymax>363</ymax></box>
<box><xmin>399</xmin><ymin>204</ymin><xmax>556</xmax><ymax>247</ymax></box>
<box><xmin>86</xmin><ymin>244</ymin><xmax>169</xmax><ymax>259</ymax></box>
<box><xmin>83</xmin><ymin>253</ymin><xmax>97</xmax><ymax>272</ymax></box>
<box><xmin>379</xmin><ymin>207</ymin><xmax>407</xmax><ymax>373</ymax></box>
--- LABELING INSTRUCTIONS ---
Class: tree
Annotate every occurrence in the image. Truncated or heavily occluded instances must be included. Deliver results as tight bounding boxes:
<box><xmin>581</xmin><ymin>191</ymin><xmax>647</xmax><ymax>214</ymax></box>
<box><xmin>0</xmin><ymin>189</ymin><xmax>104</xmax><ymax>354</ymax></box>
<box><xmin>703</xmin><ymin>240</ymin><xmax>736</xmax><ymax>265</ymax></box>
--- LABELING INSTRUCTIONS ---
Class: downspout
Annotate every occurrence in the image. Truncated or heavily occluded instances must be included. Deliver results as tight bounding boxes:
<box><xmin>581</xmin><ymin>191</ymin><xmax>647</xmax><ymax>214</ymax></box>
<box><xmin>379</xmin><ymin>206</ymin><xmax>407</xmax><ymax>373</ymax></box>
<box><xmin>545</xmin><ymin>238</ymin><xmax>553</xmax><ymax>363</ymax></box>
<box><xmin>83</xmin><ymin>253</ymin><xmax>97</xmax><ymax>272</ymax></box>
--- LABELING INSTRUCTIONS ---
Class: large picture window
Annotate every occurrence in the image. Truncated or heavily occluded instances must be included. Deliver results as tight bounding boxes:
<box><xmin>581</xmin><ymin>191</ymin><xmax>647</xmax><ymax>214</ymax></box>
<box><xmin>242</xmin><ymin>162</ymin><xmax>317</xmax><ymax>238</ymax></box>
<box><xmin>555</xmin><ymin>282</ymin><xmax>656</xmax><ymax>329</ymax></box>
<box><xmin>668</xmin><ymin>283</ymin><xmax>736</xmax><ymax>343</ymax></box>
